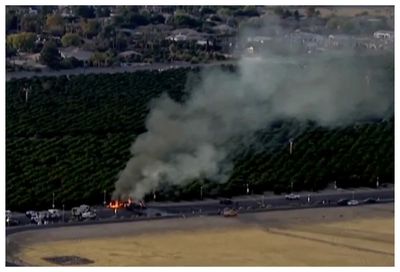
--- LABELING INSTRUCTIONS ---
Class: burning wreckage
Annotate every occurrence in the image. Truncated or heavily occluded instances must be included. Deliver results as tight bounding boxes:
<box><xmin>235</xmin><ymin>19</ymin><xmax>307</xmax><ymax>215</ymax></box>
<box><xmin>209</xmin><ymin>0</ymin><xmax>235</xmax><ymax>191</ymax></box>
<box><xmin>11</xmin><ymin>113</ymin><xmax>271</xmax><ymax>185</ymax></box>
<box><xmin>107</xmin><ymin>198</ymin><xmax>147</xmax><ymax>215</ymax></box>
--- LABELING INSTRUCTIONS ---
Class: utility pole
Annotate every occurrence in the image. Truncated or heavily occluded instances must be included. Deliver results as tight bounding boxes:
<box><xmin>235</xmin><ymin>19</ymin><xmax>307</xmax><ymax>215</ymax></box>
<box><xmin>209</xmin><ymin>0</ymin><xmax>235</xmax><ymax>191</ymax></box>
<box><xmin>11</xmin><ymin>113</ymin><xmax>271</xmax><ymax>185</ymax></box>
<box><xmin>103</xmin><ymin>190</ymin><xmax>107</xmax><ymax>206</ymax></box>
<box><xmin>200</xmin><ymin>185</ymin><xmax>203</xmax><ymax>200</ymax></box>
<box><xmin>23</xmin><ymin>86</ymin><xmax>31</xmax><ymax>103</ymax></box>
<box><xmin>52</xmin><ymin>192</ymin><xmax>55</xmax><ymax>209</ymax></box>
<box><xmin>62</xmin><ymin>204</ymin><xmax>65</xmax><ymax>222</ymax></box>
<box><xmin>289</xmin><ymin>139</ymin><xmax>294</xmax><ymax>155</ymax></box>
<box><xmin>246</xmin><ymin>183</ymin><xmax>249</xmax><ymax>195</ymax></box>
<box><xmin>153</xmin><ymin>190</ymin><xmax>156</xmax><ymax>201</ymax></box>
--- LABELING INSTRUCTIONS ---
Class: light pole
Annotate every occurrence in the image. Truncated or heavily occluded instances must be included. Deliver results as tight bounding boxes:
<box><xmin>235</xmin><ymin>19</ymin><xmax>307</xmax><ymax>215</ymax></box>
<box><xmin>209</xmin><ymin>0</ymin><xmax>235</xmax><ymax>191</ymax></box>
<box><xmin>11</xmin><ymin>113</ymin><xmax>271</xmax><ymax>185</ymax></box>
<box><xmin>52</xmin><ymin>192</ymin><xmax>55</xmax><ymax>209</ymax></box>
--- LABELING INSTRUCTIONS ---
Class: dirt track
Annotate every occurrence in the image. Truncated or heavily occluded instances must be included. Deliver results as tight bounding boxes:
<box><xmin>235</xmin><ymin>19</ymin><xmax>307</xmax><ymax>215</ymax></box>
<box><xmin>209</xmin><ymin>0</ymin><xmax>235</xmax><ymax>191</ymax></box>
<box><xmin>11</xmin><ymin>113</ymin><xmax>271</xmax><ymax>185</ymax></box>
<box><xmin>7</xmin><ymin>203</ymin><xmax>394</xmax><ymax>266</ymax></box>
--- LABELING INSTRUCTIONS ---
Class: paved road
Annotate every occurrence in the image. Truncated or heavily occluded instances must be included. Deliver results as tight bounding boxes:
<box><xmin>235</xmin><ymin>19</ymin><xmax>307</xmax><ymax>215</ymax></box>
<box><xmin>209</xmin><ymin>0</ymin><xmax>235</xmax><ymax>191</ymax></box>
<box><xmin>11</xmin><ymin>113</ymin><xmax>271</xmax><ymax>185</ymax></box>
<box><xmin>6</xmin><ymin>60</ymin><xmax>237</xmax><ymax>81</ymax></box>
<box><xmin>147</xmin><ymin>188</ymin><xmax>394</xmax><ymax>214</ymax></box>
<box><xmin>7</xmin><ymin>187</ymin><xmax>394</xmax><ymax>230</ymax></box>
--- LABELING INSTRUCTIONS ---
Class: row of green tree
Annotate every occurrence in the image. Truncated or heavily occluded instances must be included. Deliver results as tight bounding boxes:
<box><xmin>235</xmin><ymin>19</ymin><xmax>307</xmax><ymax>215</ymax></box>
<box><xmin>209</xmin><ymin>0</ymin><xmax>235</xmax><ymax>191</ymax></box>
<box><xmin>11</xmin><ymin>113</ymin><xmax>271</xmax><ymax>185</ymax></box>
<box><xmin>6</xmin><ymin>65</ymin><xmax>393</xmax><ymax>211</ymax></box>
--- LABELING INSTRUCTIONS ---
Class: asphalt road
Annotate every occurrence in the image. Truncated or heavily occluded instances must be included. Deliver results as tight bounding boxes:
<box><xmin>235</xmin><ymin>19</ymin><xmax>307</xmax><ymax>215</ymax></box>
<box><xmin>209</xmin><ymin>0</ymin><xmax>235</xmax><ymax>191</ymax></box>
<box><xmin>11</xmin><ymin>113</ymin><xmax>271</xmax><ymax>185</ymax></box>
<box><xmin>6</xmin><ymin>60</ymin><xmax>236</xmax><ymax>81</ymax></box>
<box><xmin>7</xmin><ymin>187</ymin><xmax>394</xmax><ymax>231</ymax></box>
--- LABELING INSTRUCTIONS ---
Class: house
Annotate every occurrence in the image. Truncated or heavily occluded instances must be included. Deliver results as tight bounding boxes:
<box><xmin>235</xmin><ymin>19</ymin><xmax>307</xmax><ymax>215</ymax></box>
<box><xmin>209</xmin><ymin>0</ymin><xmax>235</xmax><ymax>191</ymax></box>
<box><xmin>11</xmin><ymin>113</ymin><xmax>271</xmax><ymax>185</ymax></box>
<box><xmin>373</xmin><ymin>30</ymin><xmax>394</xmax><ymax>40</ymax></box>
<box><xmin>196</xmin><ymin>40</ymin><xmax>213</xmax><ymax>46</ymax></box>
<box><xmin>118</xmin><ymin>50</ymin><xmax>143</xmax><ymax>63</ymax></box>
<box><xmin>59</xmin><ymin>47</ymin><xmax>94</xmax><ymax>66</ymax></box>
<box><xmin>28</xmin><ymin>7</ymin><xmax>38</xmax><ymax>15</ymax></box>
<box><xmin>212</xmin><ymin>24</ymin><xmax>236</xmax><ymax>36</ymax></box>
<box><xmin>166</xmin><ymin>28</ymin><xmax>207</xmax><ymax>42</ymax></box>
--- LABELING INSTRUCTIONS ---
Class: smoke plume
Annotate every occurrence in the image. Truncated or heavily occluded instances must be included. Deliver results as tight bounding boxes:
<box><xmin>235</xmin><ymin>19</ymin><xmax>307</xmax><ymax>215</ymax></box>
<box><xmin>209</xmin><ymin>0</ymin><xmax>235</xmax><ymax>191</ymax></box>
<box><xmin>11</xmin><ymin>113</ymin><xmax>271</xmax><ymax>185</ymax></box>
<box><xmin>113</xmin><ymin>31</ymin><xmax>393</xmax><ymax>200</ymax></box>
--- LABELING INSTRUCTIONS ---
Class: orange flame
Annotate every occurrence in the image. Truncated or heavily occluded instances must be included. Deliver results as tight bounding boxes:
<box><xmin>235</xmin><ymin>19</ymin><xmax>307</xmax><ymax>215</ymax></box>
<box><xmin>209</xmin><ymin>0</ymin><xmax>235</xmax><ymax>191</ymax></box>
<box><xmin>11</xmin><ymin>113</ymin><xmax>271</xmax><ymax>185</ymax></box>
<box><xmin>107</xmin><ymin>200</ymin><xmax>125</xmax><ymax>209</ymax></box>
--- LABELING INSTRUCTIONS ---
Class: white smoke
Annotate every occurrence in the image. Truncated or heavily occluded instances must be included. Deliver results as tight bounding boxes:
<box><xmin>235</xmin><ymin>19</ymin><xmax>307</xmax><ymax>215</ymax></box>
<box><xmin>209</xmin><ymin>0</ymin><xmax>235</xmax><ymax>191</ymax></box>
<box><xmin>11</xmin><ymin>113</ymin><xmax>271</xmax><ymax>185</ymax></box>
<box><xmin>113</xmin><ymin>32</ymin><xmax>393</xmax><ymax>200</ymax></box>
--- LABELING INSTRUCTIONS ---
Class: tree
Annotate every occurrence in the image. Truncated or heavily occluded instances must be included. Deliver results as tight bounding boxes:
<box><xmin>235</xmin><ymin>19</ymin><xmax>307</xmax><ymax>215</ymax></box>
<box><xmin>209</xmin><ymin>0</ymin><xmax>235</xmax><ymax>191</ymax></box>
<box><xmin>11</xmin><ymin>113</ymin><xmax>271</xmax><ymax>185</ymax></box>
<box><xmin>46</xmin><ymin>14</ymin><xmax>65</xmax><ymax>36</ymax></box>
<box><xmin>233</xmin><ymin>6</ymin><xmax>260</xmax><ymax>17</ymax></box>
<box><xmin>167</xmin><ymin>14</ymin><xmax>201</xmax><ymax>28</ymax></box>
<box><xmin>20</xmin><ymin>15</ymin><xmax>41</xmax><ymax>33</ymax></box>
<box><xmin>6</xmin><ymin>43</ymin><xmax>17</xmax><ymax>57</ymax></box>
<box><xmin>95</xmin><ymin>6</ymin><xmax>110</xmax><ymax>18</ymax></box>
<box><xmin>294</xmin><ymin>10</ymin><xmax>300</xmax><ymax>21</ymax></box>
<box><xmin>127</xmin><ymin>13</ymin><xmax>149</xmax><ymax>27</ymax></box>
<box><xmin>6</xmin><ymin>32</ymin><xmax>36</xmax><ymax>52</ymax></box>
<box><xmin>74</xmin><ymin>6</ymin><xmax>96</xmax><ymax>19</ymax></box>
<box><xmin>305</xmin><ymin>7</ymin><xmax>317</xmax><ymax>17</ymax></box>
<box><xmin>40</xmin><ymin>41</ymin><xmax>62</xmax><ymax>69</ymax></box>
<box><xmin>6</xmin><ymin>11</ymin><xmax>18</xmax><ymax>33</ymax></box>
<box><xmin>61</xmin><ymin>33</ymin><xmax>82</xmax><ymax>47</ymax></box>
<box><xmin>150</xmin><ymin>14</ymin><xmax>166</xmax><ymax>24</ymax></box>
<box><xmin>80</xmin><ymin>19</ymin><xmax>100</xmax><ymax>38</ymax></box>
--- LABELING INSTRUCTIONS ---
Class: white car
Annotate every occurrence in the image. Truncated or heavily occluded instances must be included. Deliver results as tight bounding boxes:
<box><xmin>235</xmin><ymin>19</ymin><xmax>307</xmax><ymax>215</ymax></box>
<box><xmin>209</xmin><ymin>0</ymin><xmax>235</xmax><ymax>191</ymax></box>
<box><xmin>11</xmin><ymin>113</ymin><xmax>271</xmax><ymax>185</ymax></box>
<box><xmin>285</xmin><ymin>193</ymin><xmax>300</xmax><ymax>200</ymax></box>
<box><xmin>347</xmin><ymin>200</ymin><xmax>359</xmax><ymax>206</ymax></box>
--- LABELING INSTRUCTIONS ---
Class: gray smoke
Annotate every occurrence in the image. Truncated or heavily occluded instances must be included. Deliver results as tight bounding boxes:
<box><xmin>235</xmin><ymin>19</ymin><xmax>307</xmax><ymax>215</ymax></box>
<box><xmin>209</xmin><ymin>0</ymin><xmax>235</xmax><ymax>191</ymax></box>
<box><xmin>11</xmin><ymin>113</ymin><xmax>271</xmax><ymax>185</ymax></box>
<box><xmin>113</xmin><ymin>36</ymin><xmax>393</xmax><ymax>200</ymax></box>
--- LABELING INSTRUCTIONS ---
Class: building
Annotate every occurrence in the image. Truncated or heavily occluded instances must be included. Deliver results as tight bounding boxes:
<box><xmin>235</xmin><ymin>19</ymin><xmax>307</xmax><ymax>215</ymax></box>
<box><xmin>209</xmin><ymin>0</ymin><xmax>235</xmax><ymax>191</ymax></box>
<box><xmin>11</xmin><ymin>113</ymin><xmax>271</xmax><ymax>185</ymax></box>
<box><xmin>59</xmin><ymin>47</ymin><xmax>94</xmax><ymax>66</ymax></box>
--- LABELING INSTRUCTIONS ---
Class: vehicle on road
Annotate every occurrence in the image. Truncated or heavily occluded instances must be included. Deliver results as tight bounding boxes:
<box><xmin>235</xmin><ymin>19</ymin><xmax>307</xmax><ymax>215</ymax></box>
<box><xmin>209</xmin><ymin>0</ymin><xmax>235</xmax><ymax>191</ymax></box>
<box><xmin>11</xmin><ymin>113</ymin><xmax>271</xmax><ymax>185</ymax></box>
<box><xmin>285</xmin><ymin>193</ymin><xmax>300</xmax><ymax>200</ymax></box>
<box><xmin>6</xmin><ymin>211</ymin><xmax>19</xmax><ymax>226</ymax></box>
<box><xmin>337</xmin><ymin>199</ymin><xmax>350</xmax><ymax>206</ymax></box>
<box><xmin>347</xmin><ymin>200</ymin><xmax>359</xmax><ymax>206</ymax></box>
<box><xmin>71</xmin><ymin>205</ymin><xmax>96</xmax><ymax>220</ymax></box>
<box><xmin>219</xmin><ymin>199</ymin><xmax>234</xmax><ymax>205</ymax></box>
<box><xmin>222</xmin><ymin>208</ymin><xmax>238</xmax><ymax>217</ymax></box>
<box><xmin>48</xmin><ymin>209</ymin><xmax>61</xmax><ymax>220</ymax></box>
<box><xmin>363</xmin><ymin>198</ymin><xmax>377</xmax><ymax>204</ymax></box>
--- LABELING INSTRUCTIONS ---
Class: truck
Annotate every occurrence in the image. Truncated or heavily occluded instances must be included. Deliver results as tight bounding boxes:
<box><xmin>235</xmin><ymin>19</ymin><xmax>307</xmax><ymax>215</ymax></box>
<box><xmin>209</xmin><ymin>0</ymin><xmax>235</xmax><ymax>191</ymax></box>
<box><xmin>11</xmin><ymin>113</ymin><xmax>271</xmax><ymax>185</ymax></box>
<box><xmin>71</xmin><ymin>205</ymin><xmax>96</xmax><ymax>221</ymax></box>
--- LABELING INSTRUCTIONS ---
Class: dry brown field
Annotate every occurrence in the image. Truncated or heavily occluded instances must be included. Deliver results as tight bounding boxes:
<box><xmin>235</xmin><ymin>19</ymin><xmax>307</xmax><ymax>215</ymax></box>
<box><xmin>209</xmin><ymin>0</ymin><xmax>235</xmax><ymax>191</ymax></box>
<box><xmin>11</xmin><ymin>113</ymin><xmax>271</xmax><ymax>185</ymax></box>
<box><xmin>7</xmin><ymin>203</ymin><xmax>394</xmax><ymax>266</ymax></box>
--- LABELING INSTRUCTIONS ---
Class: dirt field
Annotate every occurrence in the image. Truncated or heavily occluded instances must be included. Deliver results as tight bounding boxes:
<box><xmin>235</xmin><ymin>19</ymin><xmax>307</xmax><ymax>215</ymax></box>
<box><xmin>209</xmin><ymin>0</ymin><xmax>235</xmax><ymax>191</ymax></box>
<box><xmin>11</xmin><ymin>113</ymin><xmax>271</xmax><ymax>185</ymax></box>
<box><xmin>8</xmin><ymin>203</ymin><xmax>394</xmax><ymax>266</ymax></box>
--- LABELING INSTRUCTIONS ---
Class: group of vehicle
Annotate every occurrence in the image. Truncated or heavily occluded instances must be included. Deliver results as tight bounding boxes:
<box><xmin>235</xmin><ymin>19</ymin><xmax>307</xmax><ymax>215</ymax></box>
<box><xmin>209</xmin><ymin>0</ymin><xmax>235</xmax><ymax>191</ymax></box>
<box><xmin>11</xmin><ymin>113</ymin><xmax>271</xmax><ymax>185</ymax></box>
<box><xmin>5</xmin><ymin>193</ymin><xmax>383</xmax><ymax>227</ymax></box>
<box><xmin>71</xmin><ymin>205</ymin><xmax>97</xmax><ymax>220</ymax></box>
<box><xmin>25</xmin><ymin>209</ymin><xmax>62</xmax><ymax>225</ymax></box>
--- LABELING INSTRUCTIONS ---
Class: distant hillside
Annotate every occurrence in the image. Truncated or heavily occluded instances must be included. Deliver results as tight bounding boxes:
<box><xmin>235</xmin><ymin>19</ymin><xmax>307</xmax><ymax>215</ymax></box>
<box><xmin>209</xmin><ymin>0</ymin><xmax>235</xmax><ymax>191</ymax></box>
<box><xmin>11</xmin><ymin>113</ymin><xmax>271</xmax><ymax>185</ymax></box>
<box><xmin>6</xmin><ymin>63</ymin><xmax>394</xmax><ymax>211</ymax></box>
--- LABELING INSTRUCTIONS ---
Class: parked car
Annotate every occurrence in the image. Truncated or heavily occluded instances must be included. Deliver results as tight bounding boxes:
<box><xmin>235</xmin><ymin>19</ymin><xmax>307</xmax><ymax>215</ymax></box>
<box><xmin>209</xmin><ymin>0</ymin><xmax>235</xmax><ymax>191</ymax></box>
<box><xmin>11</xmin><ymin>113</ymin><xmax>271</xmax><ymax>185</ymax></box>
<box><xmin>363</xmin><ymin>198</ymin><xmax>377</xmax><ymax>204</ymax></box>
<box><xmin>337</xmin><ymin>199</ymin><xmax>350</xmax><ymax>206</ymax></box>
<box><xmin>285</xmin><ymin>193</ymin><xmax>300</xmax><ymax>200</ymax></box>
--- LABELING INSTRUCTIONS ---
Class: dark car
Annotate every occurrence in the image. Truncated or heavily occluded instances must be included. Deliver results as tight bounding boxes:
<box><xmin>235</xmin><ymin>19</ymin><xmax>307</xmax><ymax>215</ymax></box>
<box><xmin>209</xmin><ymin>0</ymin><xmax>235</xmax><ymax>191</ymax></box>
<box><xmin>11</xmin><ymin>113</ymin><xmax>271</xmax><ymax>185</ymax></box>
<box><xmin>219</xmin><ymin>199</ymin><xmax>233</xmax><ymax>205</ymax></box>
<box><xmin>337</xmin><ymin>199</ymin><xmax>350</xmax><ymax>206</ymax></box>
<box><xmin>363</xmin><ymin>198</ymin><xmax>377</xmax><ymax>204</ymax></box>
